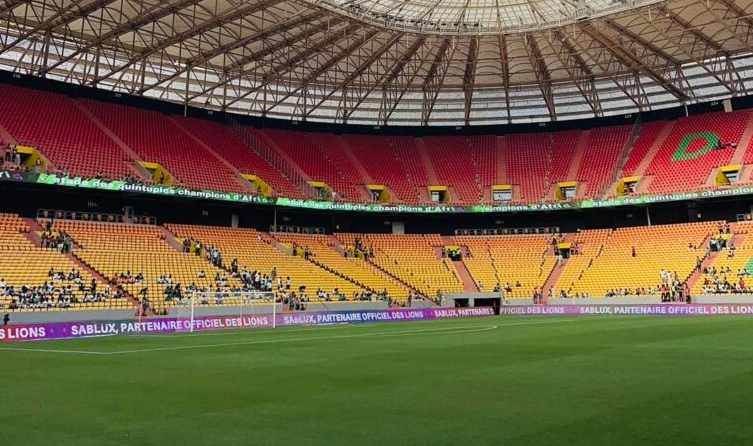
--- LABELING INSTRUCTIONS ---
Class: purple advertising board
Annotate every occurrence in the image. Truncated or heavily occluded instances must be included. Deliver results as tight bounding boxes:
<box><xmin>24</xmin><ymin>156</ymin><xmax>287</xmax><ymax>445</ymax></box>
<box><xmin>0</xmin><ymin>307</ymin><xmax>494</xmax><ymax>343</ymax></box>
<box><xmin>499</xmin><ymin>304</ymin><xmax>753</xmax><ymax>316</ymax></box>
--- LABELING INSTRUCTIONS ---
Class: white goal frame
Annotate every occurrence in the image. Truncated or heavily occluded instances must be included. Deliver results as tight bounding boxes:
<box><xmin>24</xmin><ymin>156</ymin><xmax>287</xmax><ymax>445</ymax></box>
<box><xmin>176</xmin><ymin>290</ymin><xmax>277</xmax><ymax>333</ymax></box>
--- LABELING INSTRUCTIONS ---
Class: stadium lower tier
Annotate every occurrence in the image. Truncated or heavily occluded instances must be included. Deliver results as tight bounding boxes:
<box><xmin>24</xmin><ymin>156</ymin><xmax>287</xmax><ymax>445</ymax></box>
<box><xmin>1</xmin><ymin>215</ymin><xmax>753</xmax><ymax>313</ymax></box>
<box><xmin>3</xmin><ymin>82</ymin><xmax>753</xmax><ymax>205</ymax></box>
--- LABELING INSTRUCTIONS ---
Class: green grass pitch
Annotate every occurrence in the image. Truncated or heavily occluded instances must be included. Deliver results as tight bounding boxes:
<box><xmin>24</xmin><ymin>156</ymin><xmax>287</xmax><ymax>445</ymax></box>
<box><xmin>2</xmin><ymin>315</ymin><xmax>753</xmax><ymax>445</ymax></box>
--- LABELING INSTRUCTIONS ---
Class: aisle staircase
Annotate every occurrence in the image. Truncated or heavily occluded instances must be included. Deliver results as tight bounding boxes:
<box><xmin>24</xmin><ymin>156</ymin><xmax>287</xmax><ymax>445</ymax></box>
<box><xmin>415</xmin><ymin>138</ymin><xmax>440</xmax><ymax>185</ymax></box>
<box><xmin>495</xmin><ymin>136</ymin><xmax>508</xmax><ymax>184</ymax></box>
<box><xmin>632</xmin><ymin>121</ymin><xmax>676</xmax><ymax>177</ymax></box>
<box><xmin>453</xmin><ymin>260</ymin><xmax>479</xmax><ymax>292</ymax></box>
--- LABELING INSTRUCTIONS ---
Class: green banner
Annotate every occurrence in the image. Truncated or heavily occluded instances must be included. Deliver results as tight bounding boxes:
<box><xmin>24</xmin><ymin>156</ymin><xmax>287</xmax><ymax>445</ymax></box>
<box><xmin>0</xmin><ymin>170</ymin><xmax>751</xmax><ymax>214</ymax></box>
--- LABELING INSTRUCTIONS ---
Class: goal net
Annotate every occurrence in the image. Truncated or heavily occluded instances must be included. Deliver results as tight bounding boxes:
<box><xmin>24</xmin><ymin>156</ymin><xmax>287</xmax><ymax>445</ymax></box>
<box><xmin>172</xmin><ymin>290</ymin><xmax>277</xmax><ymax>333</ymax></box>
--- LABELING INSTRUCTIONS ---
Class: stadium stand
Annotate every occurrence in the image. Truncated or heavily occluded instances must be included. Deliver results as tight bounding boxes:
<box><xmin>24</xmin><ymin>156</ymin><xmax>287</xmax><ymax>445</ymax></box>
<box><xmin>424</xmin><ymin>136</ymin><xmax>482</xmax><ymax>203</ymax></box>
<box><xmin>547</xmin><ymin>130</ymin><xmax>580</xmax><ymax>186</ymax></box>
<box><xmin>3</xmin><ymin>84</ymin><xmax>753</xmax><ymax>206</ymax></box>
<box><xmin>620</xmin><ymin>120</ymin><xmax>667</xmax><ymax>178</ymax></box>
<box><xmin>692</xmin><ymin>224</ymin><xmax>752</xmax><ymax>295</ymax></box>
<box><xmin>271</xmin><ymin>233</ymin><xmax>409</xmax><ymax>300</ymax></box>
<box><xmin>304</xmin><ymin>132</ymin><xmax>371</xmax><ymax>201</ymax></box>
<box><xmin>172</xmin><ymin>117</ymin><xmax>304</xmax><ymax>198</ymax></box>
<box><xmin>82</xmin><ymin>99</ymin><xmax>246</xmax><ymax>193</ymax></box>
<box><xmin>0</xmin><ymin>214</ymin><xmax>127</xmax><ymax>311</ymax></box>
<box><xmin>643</xmin><ymin>111</ymin><xmax>751</xmax><ymax>193</ymax></box>
<box><xmin>505</xmin><ymin>133</ymin><xmax>550</xmax><ymax>202</ymax></box>
<box><xmin>343</xmin><ymin>134</ymin><xmax>420</xmax><ymax>203</ymax></box>
<box><xmin>0</xmin><ymin>84</ymin><xmax>136</xmax><ymax>179</ymax></box>
<box><xmin>336</xmin><ymin>233</ymin><xmax>464</xmax><ymax>297</ymax></box>
<box><xmin>576</xmin><ymin>125</ymin><xmax>633</xmax><ymax>197</ymax></box>
<box><xmin>391</xmin><ymin>136</ymin><xmax>430</xmax><ymax>199</ymax></box>
<box><xmin>261</xmin><ymin>129</ymin><xmax>363</xmax><ymax>201</ymax></box>
<box><xmin>554</xmin><ymin>222</ymin><xmax>720</xmax><ymax>298</ymax></box>
<box><xmin>552</xmin><ymin>229</ymin><xmax>612</xmax><ymax>297</ymax></box>
<box><xmin>45</xmin><ymin>220</ymin><xmax>236</xmax><ymax>311</ymax></box>
<box><xmin>469</xmin><ymin>135</ymin><xmax>497</xmax><ymax>197</ymax></box>
<box><xmin>455</xmin><ymin>235</ymin><xmax>557</xmax><ymax>298</ymax></box>
<box><xmin>165</xmin><ymin>224</ymin><xmax>369</xmax><ymax>302</ymax></box>
<box><xmin>3</xmin><ymin>213</ymin><xmax>753</xmax><ymax>313</ymax></box>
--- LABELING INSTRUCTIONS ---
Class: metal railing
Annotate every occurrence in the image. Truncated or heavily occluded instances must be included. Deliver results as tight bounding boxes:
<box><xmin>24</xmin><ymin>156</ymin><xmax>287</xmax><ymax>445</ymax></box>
<box><xmin>454</xmin><ymin>227</ymin><xmax>561</xmax><ymax>236</ymax></box>
<box><xmin>36</xmin><ymin>209</ymin><xmax>156</xmax><ymax>225</ymax></box>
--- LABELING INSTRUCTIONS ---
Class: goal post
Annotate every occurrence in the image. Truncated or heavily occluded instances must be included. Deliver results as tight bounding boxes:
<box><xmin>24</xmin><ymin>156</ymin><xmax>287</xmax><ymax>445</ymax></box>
<box><xmin>173</xmin><ymin>290</ymin><xmax>277</xmax><ymax>333</ymax></box>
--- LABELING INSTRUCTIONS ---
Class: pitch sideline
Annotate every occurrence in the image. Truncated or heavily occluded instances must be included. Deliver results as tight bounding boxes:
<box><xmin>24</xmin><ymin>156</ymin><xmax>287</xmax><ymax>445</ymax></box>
<box><xmin>0</xmin><ymin>318</ymin><xmax>583</xmax><ymax>356</ymax></box>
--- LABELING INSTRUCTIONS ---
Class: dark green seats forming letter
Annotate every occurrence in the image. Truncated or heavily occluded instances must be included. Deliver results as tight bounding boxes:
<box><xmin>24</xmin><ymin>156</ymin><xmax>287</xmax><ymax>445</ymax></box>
<box><xmin>671</xmin><ymin>132</ymin><xmax>721</xmax><ymax>162</ymax></box>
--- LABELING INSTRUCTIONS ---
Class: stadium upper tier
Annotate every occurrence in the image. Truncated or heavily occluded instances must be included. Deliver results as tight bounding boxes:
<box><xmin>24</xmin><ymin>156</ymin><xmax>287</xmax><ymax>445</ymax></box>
<box><xmin>2</xmin><ymin>84</ymin><xmax>753</xmax><ymax>205</ymax></box>
<box><xmin>1</xmin><ymin>0</ymin><xmax>751</xmax><ymax>125</ymax></box>
<box><xmin>0</xmin><ymin>214</ymin><xmax>750</xmax><ymax>314</ymax></box>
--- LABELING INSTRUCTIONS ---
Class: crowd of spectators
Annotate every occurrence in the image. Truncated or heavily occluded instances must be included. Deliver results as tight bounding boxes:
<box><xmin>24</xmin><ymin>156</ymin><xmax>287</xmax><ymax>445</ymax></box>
<box><xmin>701</xmin><ymin>266</ymin><xmax>751</xmax><ymax>295</ymax></box>
<box><xmin>0</xmin><ymin>268</ymin><xmax>121</xmax><ymax>310</ymax></box>
<box><xmin>1</xmin><ymin>143</ymin><xmax>22</xmax><ymax>170</ymax></box>
<box><xmin>40</xmin><ymin>219</ymin><xmax>73</xmax><ymax>253</ymax></box>
<box><xmin>345</xmin><ymin>237</ymin><xmax>374</xmax><ymax>261</ymax></box>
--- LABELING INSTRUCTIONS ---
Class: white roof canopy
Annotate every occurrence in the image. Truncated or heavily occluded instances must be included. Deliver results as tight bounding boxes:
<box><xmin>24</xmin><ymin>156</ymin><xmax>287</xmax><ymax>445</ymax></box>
<box><xmin>0</xmin><ymin>0</ymin><xmax>751</xmax><ymax>125</ymax></box>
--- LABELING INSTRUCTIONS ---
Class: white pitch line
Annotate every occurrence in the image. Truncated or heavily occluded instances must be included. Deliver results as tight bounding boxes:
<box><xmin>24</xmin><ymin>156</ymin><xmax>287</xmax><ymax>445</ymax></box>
<box><xmin>142</xmin><ymin>317</ymin><xmax>579</xmax><ymax>339</ymax></box>
<box><xmin>0</xmin><ymin>317</ymin><xmax>582</xmax><ymax>356</ymax></box>
<box><xmin>133</xmin><ymin>323</ymin><xmax>353</xmax><ymax>338</ymax></box>
<box><xmin>107</xmin><ymin>318</ymin><xmax>584</xmax><ymax>355</ymax></box>
<box><xmin>105</xmin><ymin>324</ymin><xmax>501</xmax><ymax>355</ymax></box>
<box><xmin>0</xmin><ymin>346</ymin><xmax>109</xmax><ymax>355</ymax></box>
<box><xmin>0</xmin><ymin>324</ymin><xmax>496</xmax><ymax>355</ymax></box>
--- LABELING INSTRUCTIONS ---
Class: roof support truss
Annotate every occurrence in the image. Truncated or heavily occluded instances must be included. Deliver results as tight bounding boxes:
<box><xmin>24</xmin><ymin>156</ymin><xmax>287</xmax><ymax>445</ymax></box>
<box><xmin>640</xmin><ymin>7</ymin><xmax>742</xmax><ymax>94</ymax></box>
<box><xmin>300</xmin><ymin>33</ymin><xmax>403</xmax><ymax>120</ymax></box>
<box><xmin>138</xmin><ymin>8</ymin><xmax>324</xmax><ymax>96</ymax></box>
<box><xmin>497</xmin><ymin>34</ymin><xmax>511</xmax><ymax>123</ymax></box>
<box><xmin>91</xmin><ymin>0</ymin><xmax>283</xmax><ymax>87</ymax></box>
<box><xmin>337</xmin><ymin>35</ymin><xmax>425</xmax><ymax>123</ymax></box>
<box><xmin>40</xmin><ymin>0</ymin><xmax>208</xmax><ymax>76</ymax></box>
<box><xmin>0</xmin><ymin>0</ymin><xmax>117</xmax><ymax>57</ymax></box>
<box><xmin>271</xmin><ymin>29</ymin><xmax>381</xmax><ymax>116</ymax></box>
<box><xmin>190</xmin><ymin>16</ymin><xmax>340</xmax><ymax>104</ymax></box>
<box><xmin>0</xmin><ymin>0</ymin><xmax>31</xmax><ymax>17</ymax></box>
<box><xmin>545</xmin><ymin>29</ymin><xmax>602</xmax><ymax>116</ymax></box>
<box><xmin>421</xmin><ymin>36</ymin><xmax>456</xmax><ymax>125</ymax></box>
<box><xmin>566</xmin><ymin>25</ymin><xmax>649</xmax><ymax>110</ymax></box>
<box><xmin>379</xmin><ymin>37</ymin><xmax>435</xmax><ymax>124</ymax></box>
<box><xmin>523</xmin><ymin>33</ymin><xmax>556</xmax><ymax>120</ymax></box>
<box><xmin>585</xmin><ymin>21</ymin><xmax>689</xmax><ymax>101</ymax></box>
<box><xmin>462</xmin><ymin>37</ymin><xmax>479</xmax><ymax>125</ymax></box>
<box><xmin>221</xmin><ymin>23</ymin><xmax>363</xmax><ymax>112</ymax></box>
<box><xmin>2</xmin><ymin>0</ymin><xmax>752</xmax><ymax>125</ymax></box>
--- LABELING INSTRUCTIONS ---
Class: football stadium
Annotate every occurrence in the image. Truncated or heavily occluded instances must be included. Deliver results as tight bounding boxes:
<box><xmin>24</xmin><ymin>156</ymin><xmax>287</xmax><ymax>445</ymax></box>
<box><xmin>3</xmin><ymin>0</ymin><xmax>753</xmax><ymax>443</ymax></box>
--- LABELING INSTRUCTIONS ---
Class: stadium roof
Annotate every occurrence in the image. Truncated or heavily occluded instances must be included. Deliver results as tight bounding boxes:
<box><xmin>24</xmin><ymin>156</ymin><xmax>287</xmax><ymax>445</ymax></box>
<box><xmin>0</xmin><ymin>0</ymin><xmax>752</xmax><ymax>125</ymax></box>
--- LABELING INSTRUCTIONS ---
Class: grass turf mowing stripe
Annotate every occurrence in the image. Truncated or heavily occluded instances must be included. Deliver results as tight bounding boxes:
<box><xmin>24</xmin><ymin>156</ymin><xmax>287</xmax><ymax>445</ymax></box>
<box><xmin>3</xmin><ymin>316</ymin><xmax>753</xmax><ymax>446</ymax></box>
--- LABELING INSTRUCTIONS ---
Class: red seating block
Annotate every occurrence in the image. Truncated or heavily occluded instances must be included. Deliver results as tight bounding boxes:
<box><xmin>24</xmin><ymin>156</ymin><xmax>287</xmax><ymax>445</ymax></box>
<box><xmin>174</xmin><ymin>118</ymin><xmax>303</xmax><ymax>198</ymax></box>
<box><xmin>506</xmin><ymin>133</ymin><xmax>550</xmax><ymax>202</ymax></box>
<box><xmin>0</xmin><ymin>85</ymin><xmax>134</xmax><ymax>179</ymax></box>
<box><xmin>424</xmin><ymin>136</ymin><xmax>481</xmax><ymax>203</ymax></box>
<box><xmin>576</xmin><ymin>125</ymin><xmax>632</xmax><ymax>197</ymax></box>
<box><xmin>82</xmin><ymin>100</ymin><xmax>244</xmax><ymax>193</ymax></box>
<box><xmin>646</xmin><ymin>111</ymin><xmax>750</xmax><ymax>193</ymax></box>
